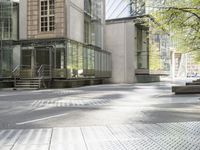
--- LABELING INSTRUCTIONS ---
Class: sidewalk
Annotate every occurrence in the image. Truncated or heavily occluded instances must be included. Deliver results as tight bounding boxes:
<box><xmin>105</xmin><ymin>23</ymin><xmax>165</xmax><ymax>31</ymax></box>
<box><xmin>1</xmin><ymin>121</ymin><xmax>200</xmax><ymax>150</ymax></box>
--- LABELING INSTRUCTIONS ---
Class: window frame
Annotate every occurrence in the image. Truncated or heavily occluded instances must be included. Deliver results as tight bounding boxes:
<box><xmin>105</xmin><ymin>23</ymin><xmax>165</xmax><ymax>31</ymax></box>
<box><xmin>40</xmin><ymin>0</ymin><xmax>55</xmax><ymax>32</ymax></box>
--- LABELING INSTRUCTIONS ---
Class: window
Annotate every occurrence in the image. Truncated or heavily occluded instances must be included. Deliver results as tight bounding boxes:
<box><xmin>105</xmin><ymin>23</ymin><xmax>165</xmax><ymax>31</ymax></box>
<box><xmin>40</xmin><ymin>0</ymin><xmax>55</xmax><ymax>32</ymax></box>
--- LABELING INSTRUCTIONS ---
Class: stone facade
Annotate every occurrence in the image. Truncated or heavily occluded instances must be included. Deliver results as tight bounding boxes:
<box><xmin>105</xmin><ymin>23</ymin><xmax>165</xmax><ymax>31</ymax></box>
<box><xmin>27</xmin><ymin>0</ymin><xmax>65</xmax><ymax>39</ymax></box>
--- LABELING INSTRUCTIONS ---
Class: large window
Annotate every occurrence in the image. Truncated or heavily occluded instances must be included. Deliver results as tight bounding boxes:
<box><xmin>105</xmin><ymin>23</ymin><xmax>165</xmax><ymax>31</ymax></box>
<box><xmin>40</xmin><ymin>0</ymin><xmax>55</xmax><ymax>32</ymax></box>
<box><xmin>137</xmin><ymin>28</ymin><xmax>149</xmax><ymax>69</ymax></box>
<box><xmin>0</xmin><ymin>1</ymin><xmax>12</xmax><ymax>39</ymax></box>
<box><xmin>67</xmin><ymin>40</ymin><xmax>111</xmax><ymax>79</ymax></box>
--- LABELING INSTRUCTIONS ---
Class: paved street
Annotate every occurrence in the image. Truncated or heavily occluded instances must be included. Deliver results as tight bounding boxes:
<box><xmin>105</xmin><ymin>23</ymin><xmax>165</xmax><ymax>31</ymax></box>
<box><xmin>1</xmin><ymin>81</ymin><xmax>200</xmax><ymax>149</ymax></box>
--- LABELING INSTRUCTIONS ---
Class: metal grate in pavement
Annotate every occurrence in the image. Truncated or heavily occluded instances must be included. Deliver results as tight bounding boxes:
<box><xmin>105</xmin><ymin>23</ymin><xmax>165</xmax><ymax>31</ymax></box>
<box><xmin>158</xmin><ymin>122</ymin><xmax>200</xmax><ymax>136</ymax></box>
<box><xmin>108</xmin><ymin>125</ymin><xmax>147</xmax><ymax>140</ymax></box>
<box><xmin>121</xmin><ymin>139</ymin><xmax>164</xmax><ymax>150</ymax></box>
<box><xmin>130</xmin><ymin>124</ymin><xmax>175</xmax><ymax>138</ymax></box>
<box><xmin>174</xmin><ymin>122</ymin><xmax>200</xmax><ymax>136</ymax></box>
<box><xmin>152</xmin><ymin>137</ymin><xmax>200</xmax><ymax>150</ymax></box>
<box><xmin>86</xmin><ymin>141</ymin><xmax>126</xmax><ymax>150</ymax></box>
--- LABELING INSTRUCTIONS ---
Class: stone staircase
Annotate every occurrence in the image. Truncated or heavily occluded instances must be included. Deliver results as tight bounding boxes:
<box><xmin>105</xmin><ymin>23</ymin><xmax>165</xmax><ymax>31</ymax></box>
<box><xmin>172</xmin><ymin>79</ymin><xmax>200</xmax><ymax>94</ymax></box>
<box><xmin>13</xmin><ymin>78</ymin><xmax>41</xmax><ymax>90</ymax></box>
<box><xmin>12</xmin><ymin>65</ymin><xmax>52</xmax><ymax>90</ymax></box>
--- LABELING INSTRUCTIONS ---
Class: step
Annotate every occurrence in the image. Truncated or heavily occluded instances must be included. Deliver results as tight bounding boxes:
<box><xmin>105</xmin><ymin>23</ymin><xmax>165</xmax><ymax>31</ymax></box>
<box><xmin>172</xmin><ymin>85</ymin><xmax>200</xmax><ymax>94</ymax></box>
<box><xmin>15</xmin><ymin>85</ymin><xmax>39</xmax><ymax>88</ymax></box>
<box><xmin>16</xmin><ymin>82</ymin><xmax>40</xmax><ymax>84</ymax></box>
<box><xmin>15</xmin><ymin>84</ymin><xmax>39</xmax><ymax>86</ymax></box>
<box><xmin>13</xmin><ymin>87</ymin><xmax>39</xmax><ymax>90</ymax></box>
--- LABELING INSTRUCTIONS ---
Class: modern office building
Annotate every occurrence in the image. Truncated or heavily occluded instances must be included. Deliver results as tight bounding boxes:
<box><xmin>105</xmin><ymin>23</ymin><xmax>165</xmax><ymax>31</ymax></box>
<box><xmin>106</xmin><ymin>17</ymin><xmax>161</xmax><ymax>83</ymax></box>
<box><xmin>0</xmin><ymin>0</ymin><xmax>112</xmax><ymax>88</ymax></box>
<box><xmin>105</xmin><ymin>0</ymin><xmax>170</xmax><ymax>83</ymax></box>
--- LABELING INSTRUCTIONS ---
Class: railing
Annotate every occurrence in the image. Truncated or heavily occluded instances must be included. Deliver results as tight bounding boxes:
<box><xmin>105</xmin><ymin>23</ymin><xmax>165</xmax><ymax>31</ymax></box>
<box><xmin>12</xmin><ymin>65</ymin><xmax>35</xmax><ymax>78</ymax></box>
<box><xmin>37</xmin><ymin>64</ymin><xmax>52</xmax><ymax>79</ymax></box>
<box><xmin>37</xmin><ymin>65</ymin><xmax>52</xmax><ymax>89</ymax></box>
<box><xmin>12</xmin><ymin>65</ymin><xmax>52</xmax><ymax>88</ymax></box>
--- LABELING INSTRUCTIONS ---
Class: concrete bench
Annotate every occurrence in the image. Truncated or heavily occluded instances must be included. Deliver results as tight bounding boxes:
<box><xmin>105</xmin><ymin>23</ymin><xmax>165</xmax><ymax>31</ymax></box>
<box><xmin>186</xmin><ymin>82</ymin><xmax>200</xmax><ymax>85</ymax></box>
<box><xmin>172</xmin><ymin>85</ymin><xmax>200</xmax><ymax>94</ymax></box>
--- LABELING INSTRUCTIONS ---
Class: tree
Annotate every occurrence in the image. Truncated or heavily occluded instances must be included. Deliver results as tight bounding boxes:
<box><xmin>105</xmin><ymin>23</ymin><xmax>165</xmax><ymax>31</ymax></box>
<box><xmin>150</xmin><ymin>0</ymin><xmax>200</xmax><ymax>61</ymax></box>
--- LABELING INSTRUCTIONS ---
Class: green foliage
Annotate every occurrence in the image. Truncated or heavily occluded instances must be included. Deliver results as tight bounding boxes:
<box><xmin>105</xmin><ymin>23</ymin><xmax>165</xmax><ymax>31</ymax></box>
<box><xmin>150</xmin><ymin>0</ymin><xmax>200</xmax><ymax>61</ymax></box>
<box><xmin>149</xmin><ymin>42</ymin><xmax>161</xmax><ymax>71</ymax></box>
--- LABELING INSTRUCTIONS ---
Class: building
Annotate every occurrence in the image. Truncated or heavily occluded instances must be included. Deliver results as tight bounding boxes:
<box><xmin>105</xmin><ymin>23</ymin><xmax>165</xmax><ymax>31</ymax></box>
<box><xmin>0</xmin><ymin>0</ymin><xmax>112</xmax><ymax>88</ymax></box>
<box><xmin>0</xmin><ymin>0</ymin><xmax>19</xmax><ymax>77</ymax></box>
<box><xmin>106</xmin><ymin>16</ymin><xmax>161</xmax><ymax>83</ymax></box>
<box><xmin>105</xmin><ymin>0</ymin><xmax>170</xmax><ymax>83</ymax></box>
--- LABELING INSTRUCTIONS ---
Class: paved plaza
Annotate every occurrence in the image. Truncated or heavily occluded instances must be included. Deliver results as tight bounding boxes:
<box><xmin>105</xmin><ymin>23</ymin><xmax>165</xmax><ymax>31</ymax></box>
<box><xmin>1</xmin><ymin>81</ymin><xmax>200</xmax><ymax>149</ymax></box>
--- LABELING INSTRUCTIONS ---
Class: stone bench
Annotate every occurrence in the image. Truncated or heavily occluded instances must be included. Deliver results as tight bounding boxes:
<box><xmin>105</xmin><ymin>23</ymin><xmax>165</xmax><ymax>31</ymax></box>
<box><xmin>172</xmin><ymin>85</ymin><xmax>200</xmax><ymax>94</ymax></box>
<box><xmin>186</xmin><ymin>82</ymin><xmax>200</xmax><ymax>85</ymax></box>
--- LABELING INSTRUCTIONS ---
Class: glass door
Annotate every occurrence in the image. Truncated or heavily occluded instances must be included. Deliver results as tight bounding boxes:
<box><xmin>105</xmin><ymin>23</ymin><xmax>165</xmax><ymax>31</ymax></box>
<box><xmin>21</xmin><ymin>49</ymin><xmax>33</xmax><ymax>78</ymax></box>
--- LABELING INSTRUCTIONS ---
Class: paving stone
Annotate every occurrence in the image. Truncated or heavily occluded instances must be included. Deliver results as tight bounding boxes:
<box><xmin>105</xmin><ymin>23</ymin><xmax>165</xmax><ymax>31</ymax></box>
<box><xmin>50</xmin><ymin>144</ymin><xmax>87</xmax><ymax>150</ymax></box>
<box><xmin>12</xmin><ymin>145</ymin><xmax>49</xmax><ymax>150</ymax></box>
<box><xmin>0</xmin><ymin>130</ymin><xmax>23</xmax><ymax>146</ymax></box>
<box><xmin>86</xmin><ymin>141</ymin><xmax>126</xmax><ymax>150</ymax></box>
<box><xmin>81</xmin><ymin>126</ymin><xmax>117</xmax><ymax>142</ymax></box>
<box><xmin>0</xmin><ymin>146</ymin><xmax>12</xmax><ymax>150</ymax></box>
<box><xmin>50</xmin><ymin>127</ymin><xmax>87</xmax><ymax>150</ymax></box>
<box><xmin>14</xmin><ymin>129</ymin><xmax>52</xmax><ymax>145</ymax></box>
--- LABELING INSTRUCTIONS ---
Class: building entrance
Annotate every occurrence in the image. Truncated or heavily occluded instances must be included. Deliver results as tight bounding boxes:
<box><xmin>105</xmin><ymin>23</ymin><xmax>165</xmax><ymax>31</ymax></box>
<box><xmin>21</xmin><ymin>47</ymin><xmax>53</xmax><ymax>78</ymax></box>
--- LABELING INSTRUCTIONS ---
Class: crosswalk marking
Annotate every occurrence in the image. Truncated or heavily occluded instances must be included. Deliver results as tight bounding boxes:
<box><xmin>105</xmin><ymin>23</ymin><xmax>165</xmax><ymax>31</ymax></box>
<box><xmin>31</xmin><ymin>98</ymin><xmax>111</xmax><ymax>108</ymax></box>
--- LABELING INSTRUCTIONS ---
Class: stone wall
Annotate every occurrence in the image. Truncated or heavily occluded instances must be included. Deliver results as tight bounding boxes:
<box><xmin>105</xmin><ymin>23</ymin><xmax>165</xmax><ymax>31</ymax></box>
<box><xmin>27</xmin><ymin>0</ymin><xmax>65</xmax><ymax>39</ymax></box>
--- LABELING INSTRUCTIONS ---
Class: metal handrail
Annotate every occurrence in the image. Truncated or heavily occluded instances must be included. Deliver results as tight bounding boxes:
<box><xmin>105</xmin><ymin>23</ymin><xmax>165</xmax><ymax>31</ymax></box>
<box><xmin>37</xmin><ymin>64</ymin><xmax>52</xmax><ymax>78</ymax></box>
<box><xmin>12</xmin><ymin>64</ymin><xmax>52</xmax><ymax>89</ymax></box>
<box><xmin>37</xmin><ymin>65</ymin><xmax>44</xmax><ymax>78</ymax></box>
<box><xmin>12</xmin><ymin>65</ymin><xmax>20</xmax><ymax>74</ymax></box>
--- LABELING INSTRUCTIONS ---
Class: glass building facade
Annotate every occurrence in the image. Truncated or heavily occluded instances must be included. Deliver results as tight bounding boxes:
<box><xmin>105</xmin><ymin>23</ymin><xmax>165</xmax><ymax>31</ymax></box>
<box><xmin>0</xmin><ymin>0</ymin><xmax>19</xmax><ymax>77</ymax></box>
<box><xmin>0</xmin><ymin>0</ymin><xmax>111</xmax><ymax>80</ymax></box>
<box><xmin>84</xmin><ymin>0</ymin><xmax>104</xmax><ymax>48</ymax></box>
<box><xmin>20</xmin><ymin>39</ymin><xmax>111</xmax><ymax>79</ymax></box>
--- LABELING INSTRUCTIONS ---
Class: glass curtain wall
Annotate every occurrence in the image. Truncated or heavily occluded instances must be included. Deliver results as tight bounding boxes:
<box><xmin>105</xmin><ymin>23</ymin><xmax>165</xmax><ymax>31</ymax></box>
<box><xmin>0</xmin><ymin>0</ymin><xmax>18</xmax><ymax>77</ymax></box>
<box><xmin>137</xmin><ymin>27</ymin><xmax>149</xmax><ymax>69</ymax></box>
<box><xmin>67</xmin><ymin>40</ymin><xmax>111</xmax><ymax>79</ymax></box>
<box><xmin>130</xmin><ymin>0</ymin><xmax>146</xmax><ymax>16</ymax></box>
<box><xmin>20</xmin><ymin>39</ymin><xmax>111</xmax><ymax>79</ymax></box>
<box><xmin>84</xmin><ymin>0</ymin><xmax>104</xmax><ymax>48</ymax></box>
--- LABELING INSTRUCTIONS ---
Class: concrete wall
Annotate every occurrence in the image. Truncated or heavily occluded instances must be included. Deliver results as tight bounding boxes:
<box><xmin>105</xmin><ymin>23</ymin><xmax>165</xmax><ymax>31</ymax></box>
<box><xmin>67</xmin><ymin>0</ymin><xmax>84</xmax><ymax>43</ymax></box>
<box><xmin>19</xmin><ymin>0</ymin><xmax>27</xmax><ymax>40</ymax></box>
<box><xmin>105</xmin><ymin>21</ymin><xmax>137</xmax><ymax>83</ymax></box>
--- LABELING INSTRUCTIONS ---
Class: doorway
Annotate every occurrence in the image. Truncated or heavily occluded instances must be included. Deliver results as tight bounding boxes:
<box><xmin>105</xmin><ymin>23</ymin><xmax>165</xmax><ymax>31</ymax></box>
<box><xmin>21</xmin><ymin>47</ymin><xmax>53</xmax><ymax>78</ymax></box>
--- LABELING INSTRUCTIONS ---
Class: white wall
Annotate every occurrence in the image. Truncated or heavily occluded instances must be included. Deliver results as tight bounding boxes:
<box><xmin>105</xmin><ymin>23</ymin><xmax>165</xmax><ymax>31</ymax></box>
<box><xmin>12</xmin><ymin>45</ymin><xmax>21</xmax><ymax>69</ymax></box>
<box><xmin>19</xmin><ymin>0</ymin><xmax>27</xmax><ymax>40</ymax></box>
<box><xmin>105</xmin><ymin>21</ymin><xmax>137</xmax><ymax>83</ymax></box>
<box><xmin>67</xmin><ymin>0</ymin><xmax>84</xmax><ymax>43</ymax></box>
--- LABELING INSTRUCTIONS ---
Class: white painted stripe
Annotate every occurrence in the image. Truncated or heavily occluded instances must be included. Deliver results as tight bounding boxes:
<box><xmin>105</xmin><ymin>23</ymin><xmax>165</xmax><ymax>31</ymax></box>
<box><xmin>16</xmin><ymin>112</ymin><xmax>70</xmax><ymax>125</ymax></box>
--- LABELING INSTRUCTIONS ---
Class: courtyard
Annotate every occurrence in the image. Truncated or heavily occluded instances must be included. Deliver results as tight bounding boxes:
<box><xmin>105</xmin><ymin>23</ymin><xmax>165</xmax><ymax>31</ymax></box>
<box><xmin>0</xmin><ymin>81</ymin><xmax>200</xmax><ymax>149</ymax></box>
